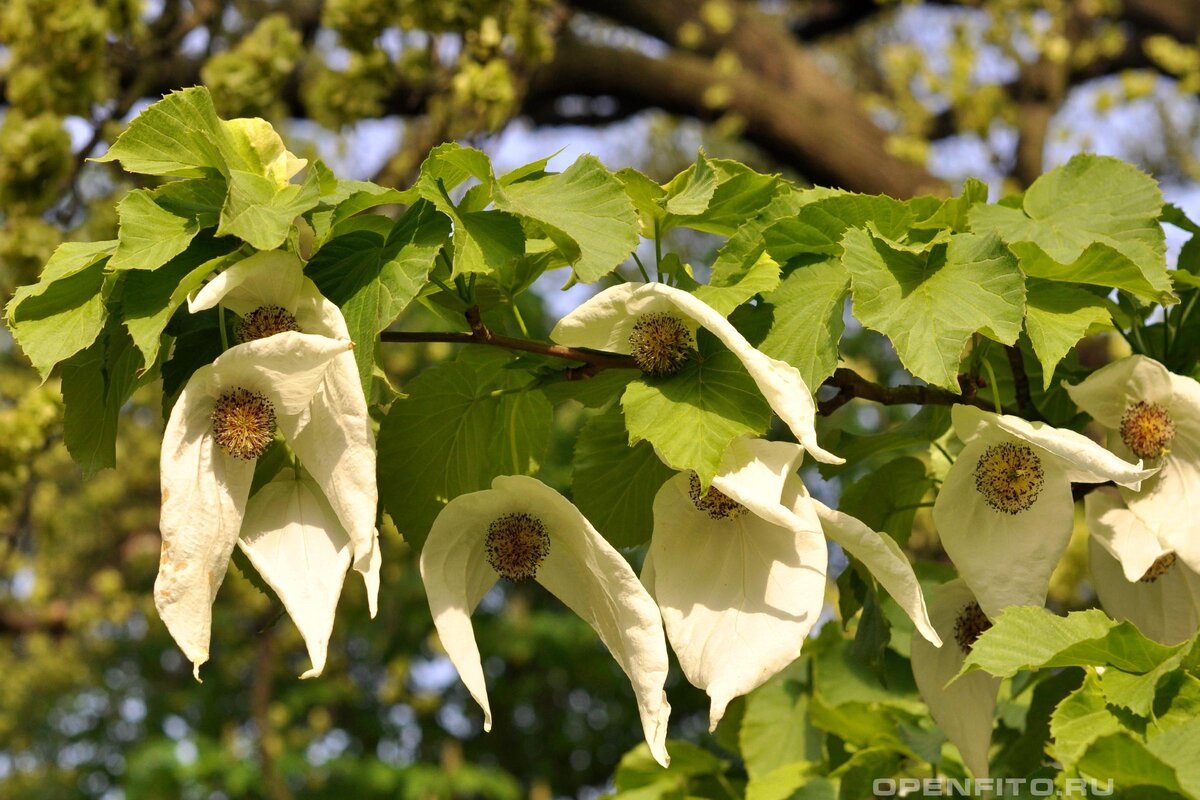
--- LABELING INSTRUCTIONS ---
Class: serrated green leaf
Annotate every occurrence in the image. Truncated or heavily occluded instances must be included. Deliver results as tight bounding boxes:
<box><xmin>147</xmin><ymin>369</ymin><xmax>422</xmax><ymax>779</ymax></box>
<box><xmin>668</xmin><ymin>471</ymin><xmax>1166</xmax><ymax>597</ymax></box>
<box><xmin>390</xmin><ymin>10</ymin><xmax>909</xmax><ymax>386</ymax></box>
<box><xmin>122</xmin><ymin>238</ymin><xmax>241</xmax><ymax>367</ymax></box>
<box><xmin>911</xmin><ymin>177</ymin><xmax>988</xmax><ymax>232</ymax></box>
<box><xmin>571</xmin><ymin>407</ymin><xmax>675</xmax><ymax>549</ymax></box>
<box><xmin>109</xmin><ymin>189</ymin><xmax>200</xmax><ymax>271</ymax></box>
<box><xmin>621</xmin><ymin>331</ymin><xmax>771</xmax><ymax>486</ymax></box>
<box><xmin>307</xmin><ymin>201</ymin><xmax>451</xmax><ymax>391</ymax></box>
<box><xmin>758</xmin><ymin>257</ymin><xmax>849</xmax><ymax>390</ymax></box>
<box><xmin>93</xmin><ymin>87</ymin><xmax>228</xmax><ymax>177</ymax></box>
<box><xmin>692</xmin><ymin>250</ymin><xmax>781</xmax><ymax>316</ymax></box>
<box><xmin>1023</xmin><ymin>279</ymin><xmax>1113</xmax><ymax>389</ymax></box>
<box><xmin>60</xmin><ymin>316</ymin><xmax>144</xmax><ymax>476</ymax></box>
<box><xmin>843</xmin><ymin>228</ymin><xmax>1025</xmax><ymax>390</ymax></box>
<box><xmin>217</xmin><ymin>168</ymin><xmax>320</xmax><ymax>251</ymax></box>
<box><xmin>664</xmin><ymin>160</ymin><xmax>779</xmax><ymax>236</ymax></box>
<box><xmin>1078</xmin><ymin>733</ymin><xmax>1190</xmax><ymax>798</ymax></box>
<box><xmin>969</xmin><ymin>154</ymin><xmax>1173</xmax><ymax>303</ymax></box>
<box><xmin>960</xmin><ymin>607</ymin><xmax>1189</xmax><ymax>680</ymax></box>
<box><xmin>377</xmin><ymin>360</ymin><xmax>551</xmax><ymax>550</ymax></box>
<box><xmin>7</xmin><ymin>241</ymin><xmax>116</xmax><ymax>377</ymax></box>
<box><xmin>746</xmin><ymin>767</ymin><xmax>830</xmax><ymax>800</ymax></box>
<box><xmin>494</xmin><ymin>155</ymin><xmax>638</xmax><ymax>282</ymax></box>
<box><xmin>663</xmin><ymin>152</ymin><xmax>718</xmax><ymax>216</ymax></box>
<box><xmin>763</xmin><ymin>193</ymin><xmax>912</xmax><ymax>260</ymax></box>
<box><xmin>740</xmin><ymin>660</ymin><xmax>812</xmax><ymax>779</ymax></box>
<box><xmin>1048</xmin><ymin>673</ymin><xmax>1123</xmax><ymax>769</ymax></box>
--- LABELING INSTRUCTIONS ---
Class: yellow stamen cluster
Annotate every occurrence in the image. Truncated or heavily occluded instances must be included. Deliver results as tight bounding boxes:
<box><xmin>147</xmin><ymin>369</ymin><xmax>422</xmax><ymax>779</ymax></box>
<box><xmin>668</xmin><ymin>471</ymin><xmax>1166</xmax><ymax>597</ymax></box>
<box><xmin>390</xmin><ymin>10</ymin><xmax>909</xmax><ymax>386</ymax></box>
<box><xmin>628</xmin><ymin>313</ymin><xmax>694</xmax><ymax>377</ymax></box>
<box><xmin>1120</xmin><ymin>401</ymin><xmax>1175</xmax><ymax>460</ymax></box>
<box><xmin>237</xmin><ymin>305</ymin><xmax>300</xmax><ymax>343</ymax></box>
<box><xmin>954</xmin><ymin>601</ymin><xmax>992</xmax><ymax>655</ymax></box>
<box><xmin>688</xmin><ymin>472</ymin><xmax>746</xmax><ymax>520</ymax></box>
<box><xmin>973</xmin><ymin>441</ymin><xmax>1045</xmax><ymax>514</ymax></box>
<box><xmin>1139</xmin><ymin>552</ymin><xmax>1177</xmax><ymax>584</ymax></box>
<box><xmin>211</xmin><ymin>388</ymin><xmax>276</xmax><ymax>460</ymax></box>
<box><xmin>485</xmin><ymin>512</ymin><xmax>550</xmax><ymax>581</ymax></box>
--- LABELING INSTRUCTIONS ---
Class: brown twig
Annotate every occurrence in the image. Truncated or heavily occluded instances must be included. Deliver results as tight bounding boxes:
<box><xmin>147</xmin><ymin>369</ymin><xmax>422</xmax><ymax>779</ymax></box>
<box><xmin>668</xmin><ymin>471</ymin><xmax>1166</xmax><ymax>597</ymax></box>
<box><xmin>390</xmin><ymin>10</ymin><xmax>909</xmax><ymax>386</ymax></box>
<box><xmin>817</xmin><ymin>368</ymin><xmax>1000</xmax><ymax>416</ymax></box>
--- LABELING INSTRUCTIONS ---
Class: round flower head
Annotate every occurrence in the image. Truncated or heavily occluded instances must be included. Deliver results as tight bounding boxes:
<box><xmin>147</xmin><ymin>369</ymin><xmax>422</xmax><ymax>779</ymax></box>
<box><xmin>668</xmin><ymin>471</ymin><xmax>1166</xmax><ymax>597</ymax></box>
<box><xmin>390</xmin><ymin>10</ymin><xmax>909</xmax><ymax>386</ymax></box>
<box><xmin>156</xmin><ymin>332</ymin><xmax>353</xmax><ymax>678</ymax></box>
<box><xmin>549</xmin><ymin>283</ymin><xmax>843</xmax><ymax>466</ymax></box>
<box><xmin>910</xmin><ymin>579</ymin><xmax>1000</xmax><ymax>779</ymax></box>
<box><xmin>419</xmin><ymin>475</ymin><xmax>673</xmax><ymax>768</ymax></box>
<box><xmin>643</xmin><ymin>438</ymin><xmax>939</xmax><ymax>731</ymax></box>
<box><xmin>1085</xmin><ymin>490</ymin><xmax>1200</xmax><ymax>646</ymax></box>
<box><xmin>933</xmin><ymin>405</ymin><xmax>1154</xmax><ymax>618</ymax></box>
<box><xmin>190</xmin><ymin>250</ymin><xmax>380</xmax><ymax>609</ymax></box>
<box><xmin>1065</xmin><ymin>356</ymin><xmax>1200</xmax><ymax>575</ymax></box>
<box><xmin>239</xmin><ymin>472</ymin><xmax>374</xmax><ymax>678</ymax></box>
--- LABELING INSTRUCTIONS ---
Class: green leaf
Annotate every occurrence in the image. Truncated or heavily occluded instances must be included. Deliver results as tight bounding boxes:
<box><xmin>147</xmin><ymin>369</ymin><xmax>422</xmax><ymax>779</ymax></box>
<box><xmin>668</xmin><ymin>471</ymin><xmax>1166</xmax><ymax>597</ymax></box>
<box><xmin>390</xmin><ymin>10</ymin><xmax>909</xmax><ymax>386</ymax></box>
<box><xmin>829</xmin><ymin>747</ymin><xmax>903</xmax><ymax>800</ymax></box>
<box><xmin>110</xmin><ymin>189</ymin><xmax>201</xmax><ymax>271</ymax></box>
<box><xmin>838</xmin><ymin>456</ymin><xmax>931</xmax><ymax>547</ymax></box>
<box><xmin>758</xmin><ymin>257</ymin><xmax>849</xmax><ymax>390</ymax></box>
<box><xmin>217</xmin><ymin>168</ymin><xmax>320</xmax><ymax>251</ymax></box>
<box><xmin>746</xmin><ymin>767</ymin><xmax>831</xmax><ymax>800</ymax></box>
<box><xmin>911</xmin><ymin>178</ymin><xmax>988</xmax><ymax>232</ymax></box>
<box><xmin>616</xmin><ymin>167</ymin><xmax>666</xmax><ymax>232</ymax></box>
<box><xmin>1048</xmin><ymin>673</ymin><xmax>1124</xmax><ymax>769</ymax></box>
<box><xmin>614</xmin><ymin>740</ymin><xmax>727</xmax><ymax>796</ymax></box>
<box><xmin>494</xmin><ymin>155</ymin><xmax>638</xmax><ymax>282</ymax></box>
<box><xmin>740</xmin><ymin>660</ymin><xmax>813</xmax><ymax>779</ymax></box>
<box><xmin>1100</xmin><ymin>640</ymin><xmax>1192</xmax><ymax>717</ymax></box>
<box><xmin>7</xmin><ymin>240</ymin><xmax>116</xmax><ymax>377</ymax></box>
<box><xmin>122</xmin><ymin>238</ymin><xmax>241</xmax><ymax>367</ymax></box>
<box><xmin>960</xmin><ymin>607</ymin><xmax>1189</xmax><ymax>679</ymax></box>
<box><xmin>540</xmin><ymin>369</ymin><xmax>635</xmax><ymax>408</ymax></box>
<box><xmin>1147</xmin><ymin>716</ymin><xmax>1200</xmax><ymax>795</ymax></box>
<box><xmin>1077</xmin><ymin>733</ymin><xmax>1190</xmax><ymax>798</ymax></box>
<box><xmin>1023</xmin><ymin>279</ymin><xmax>1113</xmax><ymax>389</ymax></box>
<box><xmin>693</xmin><ymin>250</ymin><xmax>781</xmax><ymax>316</ymax></box>
<box><xmin>571</xmin><ymin>407</ymin><xmax>675</xmax><ymax>549</ymax></box>
<box><xmin>377</xmin><ymin>360</ymin><xmax>552</xmax><ymax>550</ymax></box>
<box><xmin>307</xmin><ymin>201</ymin><xmax>451</xmax><ymax>391</ymax></box>
<box><xmin>92</xmin><ymin>87</ymin><xmax>227</xmax><ymax>177</ymax></box>
<box><xmin>663</xmin><ymin>153</ymin><xmax>718</xmax><ymax>216</ymax></box>
<box><xmin>60</xmin><ymin>316</ymin><xmax>144</xmax><ymax>476</ymax></box>
<box><xmin>969</xmin><ymin>154</ymin><xmax>1172</xmax><ymax>303</ymax></box>
<box><xmin>843</xmin><ymin>228</ymin><xmax>1026</xmax><ymax>390</ymax></box>
<box><xmin>664</xmin><ymin>160</ymin><xmax>780</xmax><ymax>236</ymax></box>
<box><xmin>763</xmin><ymin>194</ymin><xmax>912</xmax><ymax>260</ymax></box>
<box><xmin>621</xmin><ymin>330</ymin><xmax>771</xmax><ymax>486</ymax></box>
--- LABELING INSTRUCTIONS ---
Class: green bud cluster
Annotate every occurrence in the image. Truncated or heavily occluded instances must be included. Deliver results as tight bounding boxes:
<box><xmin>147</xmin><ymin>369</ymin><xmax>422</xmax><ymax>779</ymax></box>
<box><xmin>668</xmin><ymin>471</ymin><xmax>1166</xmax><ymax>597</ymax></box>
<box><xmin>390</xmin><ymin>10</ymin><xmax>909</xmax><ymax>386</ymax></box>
<box><xmin>201</xmin><ymin>14</ymin><xmax>304</xmax><ymax>120</ymax></box>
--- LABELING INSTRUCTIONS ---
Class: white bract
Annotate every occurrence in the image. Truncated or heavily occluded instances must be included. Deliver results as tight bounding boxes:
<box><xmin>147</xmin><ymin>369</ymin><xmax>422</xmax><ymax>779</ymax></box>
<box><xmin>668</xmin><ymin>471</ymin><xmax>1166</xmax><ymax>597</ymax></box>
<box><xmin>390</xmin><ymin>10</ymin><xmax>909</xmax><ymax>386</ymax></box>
<box><xmin>156</xmin><ymin>332</ymin><xmax>354</xmax><ymax>678</ymax></box>
<box><xmin>419</xmin><ymin>475</ymin><xmax>673</xmax><ymax>767</ymax></box>
<box><xmin>549</xmin><ymin>282</ymin><xmax>843</xmax><ymax>465</ymax></box>
<box><xmin>190</xmin><ymin>250</ymin><xmax>381</xmax><ymax>601</ymax></box>
<box><xmin>1086</xmin><ymin>489</ymin><xmax>1200</xmax><ymax>646</ymax></box>
<box><xmin>1065</xmin><ymin>355</ymin><xmax>1200</xmax><ymax>574</ymax></box>
<box><xmin>933</xmin><ymin>405</ymin><xmax>1153</xmax><ymax>618</ymax></box>
<box><xmin>644</xmin><ymin>437</ymin><xmax>939</xmax><ymax>730</ymax></box>
<box><xmin>911</xmin><ymin>579</ymin><xmax>999</xmax><ymax>779</ymax></box>
<box><xmin>239</xmin><ymin>472</ymin><xmax>362</xmax><ymax>677</ymax></box>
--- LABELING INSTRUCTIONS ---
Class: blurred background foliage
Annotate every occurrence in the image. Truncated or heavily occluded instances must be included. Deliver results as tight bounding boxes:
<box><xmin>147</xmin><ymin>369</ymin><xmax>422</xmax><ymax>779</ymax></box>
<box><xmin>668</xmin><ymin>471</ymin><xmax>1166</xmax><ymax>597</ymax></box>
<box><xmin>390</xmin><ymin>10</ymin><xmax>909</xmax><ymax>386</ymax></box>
<box><xmin>2</xmin><ymin>0</ymin><xmax>1200</xmax><ymax>797</ymax></box>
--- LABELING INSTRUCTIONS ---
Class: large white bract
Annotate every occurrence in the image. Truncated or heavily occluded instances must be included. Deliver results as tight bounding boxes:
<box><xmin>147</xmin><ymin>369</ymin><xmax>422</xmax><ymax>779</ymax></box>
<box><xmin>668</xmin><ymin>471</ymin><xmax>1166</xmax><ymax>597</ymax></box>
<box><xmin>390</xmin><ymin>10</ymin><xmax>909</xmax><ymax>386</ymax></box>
<box><xmin>190</xmin><ymin>249</ymin><xmax>381</xmax><ymax>593</ymax></box>
<box><xmin>1066</xmin><ymin>355</ymin><xmax>1200</xmax><ymax>575</ymax></box>
<box><xmin>156</xmin><ymin>332</ymin><xmax>354</xmax><ymax>678</ymax></box>
<box><xmin>549</xmin><ymin>282</ymin><xmax>844</xmax><ymax>466</ymax></box>
<box><xmin>911</xmin><ymin>579</ymin><xmax>999</xmax><ymax>779</ymax></box>
<box><xmin>644</xmin><ymin>437</ymin><xmax>940</xmax><ymax>730</ymax></box>
<box><xmin>418</xmin><ymin>475</ymin><xmax>674</xmax><ymax>768</ymax></box>
<box><xmin>933</xmin><ymin>405</ymin><xmax>1153</xmax><ymax>618</ymax></box>
<box><xmin>1086</xmin><ymin>489</ymin><xmax>1200</xmax><ymax>646</ymax></box>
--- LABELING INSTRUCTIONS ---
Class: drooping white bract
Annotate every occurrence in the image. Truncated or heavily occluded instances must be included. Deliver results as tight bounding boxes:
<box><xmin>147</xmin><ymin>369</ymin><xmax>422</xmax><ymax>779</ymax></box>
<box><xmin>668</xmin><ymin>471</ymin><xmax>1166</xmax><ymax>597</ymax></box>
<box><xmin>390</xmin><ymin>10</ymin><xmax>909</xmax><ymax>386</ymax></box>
<box><xmin>419</xmin><ymin>475</ymin><xmax>673</xmax><ymax>768</ymax></box>
<box><xmin>157</xmin><ymin>333</ymin><xmax>353</xmax><ymax>678</ymax></box>
<box><xmin>190</xmin><ymin>250</ymin><xmax>380</xmax><ymax>610</ymax></box>
<box><xmin>1086</xmin><ymin>489</ymin><xmax>1200</xmax><ymax>646</ymax></box>
<box><xmin>911</xmin><ymin>579</ymin><xmax>999</xmax><ymax>779</ymax></box>
<box><xmin>1065</xmin><ymin>355</ymin><xmax>1200</xmax><ymax>575</ymax></box>
<box><xmin>239</xmin><ymin>472</ymin><xmax>360</xmax><ymax>678</ymax></box>
<box><xmin>549</xmin><ymin>282</ymin><xmax>843</xmax><ymax>465</ymax></box>
<box><xmin>933</xmin><ymin>405</ymin><xmax>1153</xmax><ymax>618</ymax></box>
<box><xmin>644</xmin><ymin>437</ymin><xmax>939</xmax><ymax>731</ymax></box>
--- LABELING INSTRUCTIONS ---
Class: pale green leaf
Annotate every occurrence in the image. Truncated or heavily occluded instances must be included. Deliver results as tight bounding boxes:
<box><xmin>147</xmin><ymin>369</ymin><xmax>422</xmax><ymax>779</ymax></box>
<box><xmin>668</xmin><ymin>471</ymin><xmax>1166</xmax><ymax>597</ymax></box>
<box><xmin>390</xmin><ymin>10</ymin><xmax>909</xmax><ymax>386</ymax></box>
<box><xmin>693</xmin><ymin>250</ymin><xmax>781</xmax><ymax>316</ymax></box>
<box><xmin>61</xmin><ymin>317</ymin><xmax>144</xmax><ymax>476</ymax></box>
<box><xmin>571</xmin><ymin>407</ymin><xmax>675</xmax><ymax>549</ymax></box>
<box><xmin>1077</xmin><ymin>734</ymin><xmax>1190</xmax><ymax>798</ymax></box>
<box><xmin>663</xmin><ymin>153</ymin><xmax>718</xmax><ymax>216</ymax></box>
<box><xmin>7</xmin><ymin>241</ymin><xmax>116</xmax><ymax>378</ymax></box>
<box><xmin>837</xmin><ymin>456</ymin><xmax>932</xmax><ymax>547</ymax></box>
<box><xmin>494</xmin><ymin>155</ymin><xmax>638</xmax><ymax>282</ymax></box>
<box><xmin>1023</xmin><ymin>279</ymin><xmax>1113</xmax><ymax>389</ymax></box>
<box><xmin>740</xmin><ymin>660</ymin><xmax>812</xmax><ymax>779</ymax></box>
<box><xmin>110</xmin><ymin>189</ymin><xmax>201</xmax><ymax>271</ymax></box>
<box><xmin>758</xmin><ymin>257</ymin><xmax>849</xmax><ymax>390</ymax></box>
<box><xmin>664</xmin><ymin>159</ymin><xmax>779</xmax><ymax>236</ymax></box>
<box><xmin>621</xmin><ymin>331</ymin><xmax>771</xmax><ymax>486</ymax></box>
<box><xmin>1047</xmin><ymin>673</ymin><xmax>1123</xmax><ymax>768</ymax></box>
<box><xmin>843</xmin><ymin>228</ymin><xmax>1026</xmax><ymax>390</ymax></box>
<box><xmin>92</xmin><ymin>87</ymin><xmax>227</xmax><ymax>177</ymax></box>
<box><xmin>217</xmin><ymin>168</ymin><xmax>321</xmax><ymax>251</ymax></box>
